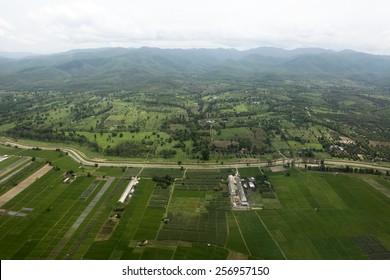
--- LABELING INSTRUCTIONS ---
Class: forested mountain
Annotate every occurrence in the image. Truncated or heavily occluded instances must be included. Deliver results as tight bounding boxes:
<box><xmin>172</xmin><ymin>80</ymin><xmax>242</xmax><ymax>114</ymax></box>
<box><xmin>0</xmin><ymin>47</ymin><xmax>390</xmax><ymax>91</ymax></box>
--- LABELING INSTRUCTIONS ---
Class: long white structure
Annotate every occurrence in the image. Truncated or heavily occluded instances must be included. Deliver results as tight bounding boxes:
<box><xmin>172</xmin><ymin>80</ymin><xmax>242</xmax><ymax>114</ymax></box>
<box><xmin>228</xmin><ymin>175</ymin><xmax>237</xmax><ymax>195</ymax></box>
<box><xmin>0</xmin><ymin>155</ymin><xmax>10</xmax><ymax>163</ymax></box>
<box><xmin>118</xmin><ymin>177</ymin><xmax>139</xmax><ymax>203</ymax></box>
<box><xmin>236</xmin><ymin>176</ymin><xmax>248</xmax><ymax>206</ymax></box>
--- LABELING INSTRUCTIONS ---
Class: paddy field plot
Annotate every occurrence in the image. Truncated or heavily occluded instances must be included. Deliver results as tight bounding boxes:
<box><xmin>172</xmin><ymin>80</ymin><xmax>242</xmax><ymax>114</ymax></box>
<box><xmin>260</xmin><ymin>171</ymin><xmax>390</xmax><ymax>259</ymax></box>
<box><xmin>0</xmin><ymin>160</ymin><xmax>45</xmax><ymax>196</ymax></box>
<box><xmin>0</xmin><ymin>164</ymin><xmax>52</xmax><ymax>207</ymax></box>
<box><xmin>0</xmin><ymin>158</ymin><xmax>389</xmax><ymax>260</ymax></box>
<box><xmin>0</xmin><ymin>155</ymin><xmax>20</xmax><ymax>170</ymax></box>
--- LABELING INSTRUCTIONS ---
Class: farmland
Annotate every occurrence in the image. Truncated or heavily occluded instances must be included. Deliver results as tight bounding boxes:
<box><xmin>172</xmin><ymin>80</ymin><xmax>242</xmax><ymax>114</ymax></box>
<box><xmin>0</xmin><ymin>47</ymin><xmax>390</xmax><ymax>260</ymax></box>
<box><xmin>0</xmin><ymin>147</ymin><xmax>389</xmax><ymax>259</ymax></box>
<box><xmin>1</xmin><ymin>76</ymin><xmax>390</xmax><ymax>166</ymax></box>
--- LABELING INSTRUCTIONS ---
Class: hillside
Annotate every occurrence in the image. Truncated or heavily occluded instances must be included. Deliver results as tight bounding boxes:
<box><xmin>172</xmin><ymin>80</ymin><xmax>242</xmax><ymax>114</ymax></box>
<box><xmin>0</xmin><ymin>47</ymin><xmax>390</xmax><ymax>91</ymax></box>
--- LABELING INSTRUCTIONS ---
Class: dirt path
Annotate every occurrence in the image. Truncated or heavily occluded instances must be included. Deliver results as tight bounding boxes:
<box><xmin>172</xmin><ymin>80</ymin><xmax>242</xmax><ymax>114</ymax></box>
<box><xmin>363</xmin><ymin>178</ymin><xmax>390</xmax><ymax>199</ymax></box>
<box><xmin>0</xmin><ymin>164</ymin><xmax>52</xmax><ymax>208</ymax></box>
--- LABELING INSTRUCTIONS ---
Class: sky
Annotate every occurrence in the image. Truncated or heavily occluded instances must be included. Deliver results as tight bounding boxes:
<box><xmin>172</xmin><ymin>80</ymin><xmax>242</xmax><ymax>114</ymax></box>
<box><xmin>0</xmin><ymin>0</ymin><xmax>389</xmax><ymax>55</ymax></box>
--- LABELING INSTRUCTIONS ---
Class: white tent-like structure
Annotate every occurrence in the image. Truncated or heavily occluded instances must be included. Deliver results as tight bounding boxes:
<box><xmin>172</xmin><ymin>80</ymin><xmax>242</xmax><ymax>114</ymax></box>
<box><xmin>118</xmin><ymin>177</ymin><xmax>139</xmax><ymax>203</ymax></box>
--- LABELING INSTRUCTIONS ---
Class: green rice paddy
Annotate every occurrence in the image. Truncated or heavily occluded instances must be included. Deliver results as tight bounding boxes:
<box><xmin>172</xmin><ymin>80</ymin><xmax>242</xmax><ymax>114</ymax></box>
<box><xmin>0</xmin><ymin>149</ymin><xmax>389</xmax><ymax>260</ymax></box>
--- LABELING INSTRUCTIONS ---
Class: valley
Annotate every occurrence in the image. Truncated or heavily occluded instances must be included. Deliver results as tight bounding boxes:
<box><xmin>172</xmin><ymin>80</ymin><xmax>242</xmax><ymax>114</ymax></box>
<box><xmin>0</xmin><ymin>47</ymin><xmax>389</xmax><ymax>260</ymax></box>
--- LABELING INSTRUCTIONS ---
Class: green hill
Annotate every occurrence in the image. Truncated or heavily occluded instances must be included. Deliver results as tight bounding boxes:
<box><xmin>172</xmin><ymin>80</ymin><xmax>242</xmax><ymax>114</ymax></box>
<box><xmin>1</xmin><ymin>47</ymin><xmax>390</xmax><ymax>91</ymax></box>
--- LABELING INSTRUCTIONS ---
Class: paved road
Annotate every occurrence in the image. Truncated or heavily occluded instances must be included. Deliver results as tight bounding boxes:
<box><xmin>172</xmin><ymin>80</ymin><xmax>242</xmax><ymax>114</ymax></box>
<box><xmin>2</xmin><ymin>140</ymin><xmax>390</xmax><ymax>171</ymax></box>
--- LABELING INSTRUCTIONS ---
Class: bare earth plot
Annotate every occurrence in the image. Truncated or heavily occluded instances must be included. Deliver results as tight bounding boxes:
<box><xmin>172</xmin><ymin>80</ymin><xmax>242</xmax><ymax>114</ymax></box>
<box><xmin>269</xmin><ymin>166</ymin><xmax>286</xmax><ymax>172</ymax></box>
<box><xmin>0</xmin><ymin>164</ymin><xmax>52</xmax><ymax>208</ymax></box>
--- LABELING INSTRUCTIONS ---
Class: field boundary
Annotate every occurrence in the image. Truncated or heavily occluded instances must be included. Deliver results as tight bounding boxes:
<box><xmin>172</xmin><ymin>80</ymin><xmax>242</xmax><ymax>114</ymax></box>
<box><xmin>363</xmin><ymin>178</ymin><xmax>390</xmax><ymax>199</ymax></box>
<box><xmin>0</xmin><ymin>162</ymin><xmax>32</xmax><ymax>184</ymax></box>
<box><xmin>254</xmin><ymin>211</ymin><xmax>287</xmax><ymax>260</ymax></box>
<box><xmin>0</xmin><ymin>164</ymin><xmax>52</xmax><ymax>208</ymax></box>
<box><xmin>232</xmin><ymin>213</ymin><xmax>250</xmax><ymax>254</ymax></box>
<box><xmin>0</xmin><ymin>157</ymin><xmax>30</xmax><ymax>179</ymax></box>
<box><xmin>47</xmin><ymin>177</ymin><xmax>115</xmax><ymax>259</ymax></box>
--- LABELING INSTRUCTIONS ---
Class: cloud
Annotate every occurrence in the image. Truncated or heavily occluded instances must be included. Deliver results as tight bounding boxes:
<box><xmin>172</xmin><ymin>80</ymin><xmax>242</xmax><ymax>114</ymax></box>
<box><xmin>1</xmin><ymin>0</ymin><xmax>389</xmax><ymax>54</ymax></box>
<box><xmin>0</xmin><ymin>16</ymin><xmax>14</xmax><ymax>38</ymax></box>
<box><xmin>28</xmin><ymin>3</ymin><xmax>141</xmax><ymax>43</ymax></box>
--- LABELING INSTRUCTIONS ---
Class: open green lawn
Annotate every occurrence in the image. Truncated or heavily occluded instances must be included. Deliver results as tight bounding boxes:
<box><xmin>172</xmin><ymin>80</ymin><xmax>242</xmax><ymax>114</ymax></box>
<box><xmin>272</xmin><ymin>140</ymin><xmax>290</xmax><ymax>150</ymax></box>
<box><xmin>216</xmin><ymin>127</ymin><xmax>252</xmax><ymax>141</ymax></box>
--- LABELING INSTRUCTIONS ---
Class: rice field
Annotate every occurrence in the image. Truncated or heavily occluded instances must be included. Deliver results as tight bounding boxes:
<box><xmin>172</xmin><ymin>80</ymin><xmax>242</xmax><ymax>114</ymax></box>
<box><xmin>0</xmin><ymin>149</ymin><xmax>389</xmax><ymax>260</ymax></box>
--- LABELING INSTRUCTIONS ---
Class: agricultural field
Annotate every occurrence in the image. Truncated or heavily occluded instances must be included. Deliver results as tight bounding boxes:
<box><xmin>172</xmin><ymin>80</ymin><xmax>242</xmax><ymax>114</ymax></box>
<box><xmin>1</xmin><ymin>43</ymin><xmax>390</xmax><ymax>271</ymax></box>
<box><xmin>2</xmin><ymin>80</ymin><xmax>390</xmax><ymax>164</ymax></box>
<box><xmin>0</xmin><ymin>149</ymin><xmax>389</xmax><ymax>260</ymax></box>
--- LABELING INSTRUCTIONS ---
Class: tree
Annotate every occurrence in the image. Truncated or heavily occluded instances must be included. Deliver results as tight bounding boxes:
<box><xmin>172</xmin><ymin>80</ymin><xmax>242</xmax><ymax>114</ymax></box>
<box><xmin>201</xmin><ymin>149</ymin><xmax>210</xmax><ymax>161</ymax></box>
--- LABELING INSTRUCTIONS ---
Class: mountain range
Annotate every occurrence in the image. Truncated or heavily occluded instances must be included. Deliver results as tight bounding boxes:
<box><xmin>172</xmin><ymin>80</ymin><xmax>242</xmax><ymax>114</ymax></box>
<box><xmin>0</xmin><ymin>47</ymin><xmax>390</xmax><ymax>91</ymax></box>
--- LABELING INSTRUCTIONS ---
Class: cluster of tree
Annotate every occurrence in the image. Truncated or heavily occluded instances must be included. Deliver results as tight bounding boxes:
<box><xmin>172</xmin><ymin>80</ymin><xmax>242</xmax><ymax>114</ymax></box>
<box><xmin>158</xmin><ymin>149</ymin><xmax>177</xmax><ymax>158</ymax></box>
<box><xmin>170</xmin><ymin>128</ymin><xmax>193</xmax><ymax>142</ymax></box>
<box><xmin>152</xmin><ymin>175</ymin><xmax>174</xmax><ymax>189</ymax></box>
<box><xmin>105</xmin><ymin>140</ymin><xmax>148</xmax><ymax>157</ymax></box>
<box><xmin>70</xmin><ymin>101</ymin><xmax>113</xmax><ymax>121</ymax></box>
<box><xmin>306</xmin><ymin>164</ymin><xmax>387</xmax><ymax>176</ymax></box>
<box><xmin>7</xmin><ymin>125</ymin><xmax>100</xmax><ymax>151</ymax></box>
<box><xmin>191</xmin><ymin>139</ymin><xmax>210</xmax><ymax>161</ymax></box>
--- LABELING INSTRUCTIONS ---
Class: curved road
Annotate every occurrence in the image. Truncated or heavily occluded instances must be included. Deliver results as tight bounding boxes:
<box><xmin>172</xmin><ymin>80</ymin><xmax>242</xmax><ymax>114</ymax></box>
<box><xmin>1</xmin><ymin>140</ymin><xmax>390</xmax><ymax>172</ymax></box>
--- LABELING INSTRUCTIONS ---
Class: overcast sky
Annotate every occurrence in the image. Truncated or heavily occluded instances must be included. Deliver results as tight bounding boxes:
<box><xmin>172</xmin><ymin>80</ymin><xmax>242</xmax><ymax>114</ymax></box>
<box><xmin>0</xmin><ymin>0</ymin><xmax>389</xmax><ymax>54</ymax></box>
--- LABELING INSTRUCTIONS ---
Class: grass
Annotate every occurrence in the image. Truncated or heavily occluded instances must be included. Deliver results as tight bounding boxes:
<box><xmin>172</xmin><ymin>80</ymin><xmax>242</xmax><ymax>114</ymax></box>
<box><xmin>94</xmin><ymin>166</ymin><xmax>126</xmax><ymax>177</ymax></box>
<box><xmin>0</xmin><ymin>171</ymin><xmax>97</xmax><ymax>259</ymax></box>
<box><xmin>0</xmin><ymin>156</ymin><xmax>20</xmax><ymax>169</ymax></box>
<box><xmin>238</xmin><ymin>167</ymin><xmax>262</xmax><ymax>177</ymax></box>
<box><xmin>216</xmin><ymin>127</ymin><xmax>252</xmax><ymax>141</ymax></box>
<box><xmin>259</xmin><ymin>171</ymin><xmax>390</xmax><ymax>259</ymax></box>
<box><xmin>225</xmin><ymin>212</ymin><xmax>250</xmax><ymax>255</ymax></box>
<box><xmin>304</xmin><ymin>143</ymin><xmax>323</xmax><ymax>149</ymax></box>
<box><xmin>0</xmin><ymin>160</ymin><xmax>45</xmax><ymax>196</ymax></box>
<box><xmin>139</xmin><ymin>168</ymin><xmax>184</xmax><ymax>178</ymax></box>
<box><xmin>272</xmin><ymin>140</ymin><xmax>290</xmax><ymax>150</ymax></box>
<box><xmin>371</xmin><ymin>177</ymin><xmax>390</xmax><ymax>190</ymax></box>
<box><xmin>107</xmin><ymin>179</ymin><xmax>157</xmax><ymax>242</ymax></box>
<box><xmin>313</xmin><ymin>151</ymin><xmax>332</xmax><ymax>159</ymax></box>
<box><xmin>233</xmin><ymin>211</ymin><xmax>285</xmax><ymax>259</ymax></box>
<box><xmin>158</xmin><ymin>181</ymin><xmax>229</xmax><ymax>247</ymax></box>
<box><xmin>0</xmin><ymin>157</ymin><xmax>389</xmax><ymax>260</ymax></box>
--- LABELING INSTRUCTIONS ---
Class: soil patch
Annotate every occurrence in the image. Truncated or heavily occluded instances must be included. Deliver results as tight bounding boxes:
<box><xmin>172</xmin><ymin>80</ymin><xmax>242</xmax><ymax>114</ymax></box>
<box><xmin>269</xmin><ymin>166</ymin><xmax>286</xmax><ymax>172</ymax></box>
